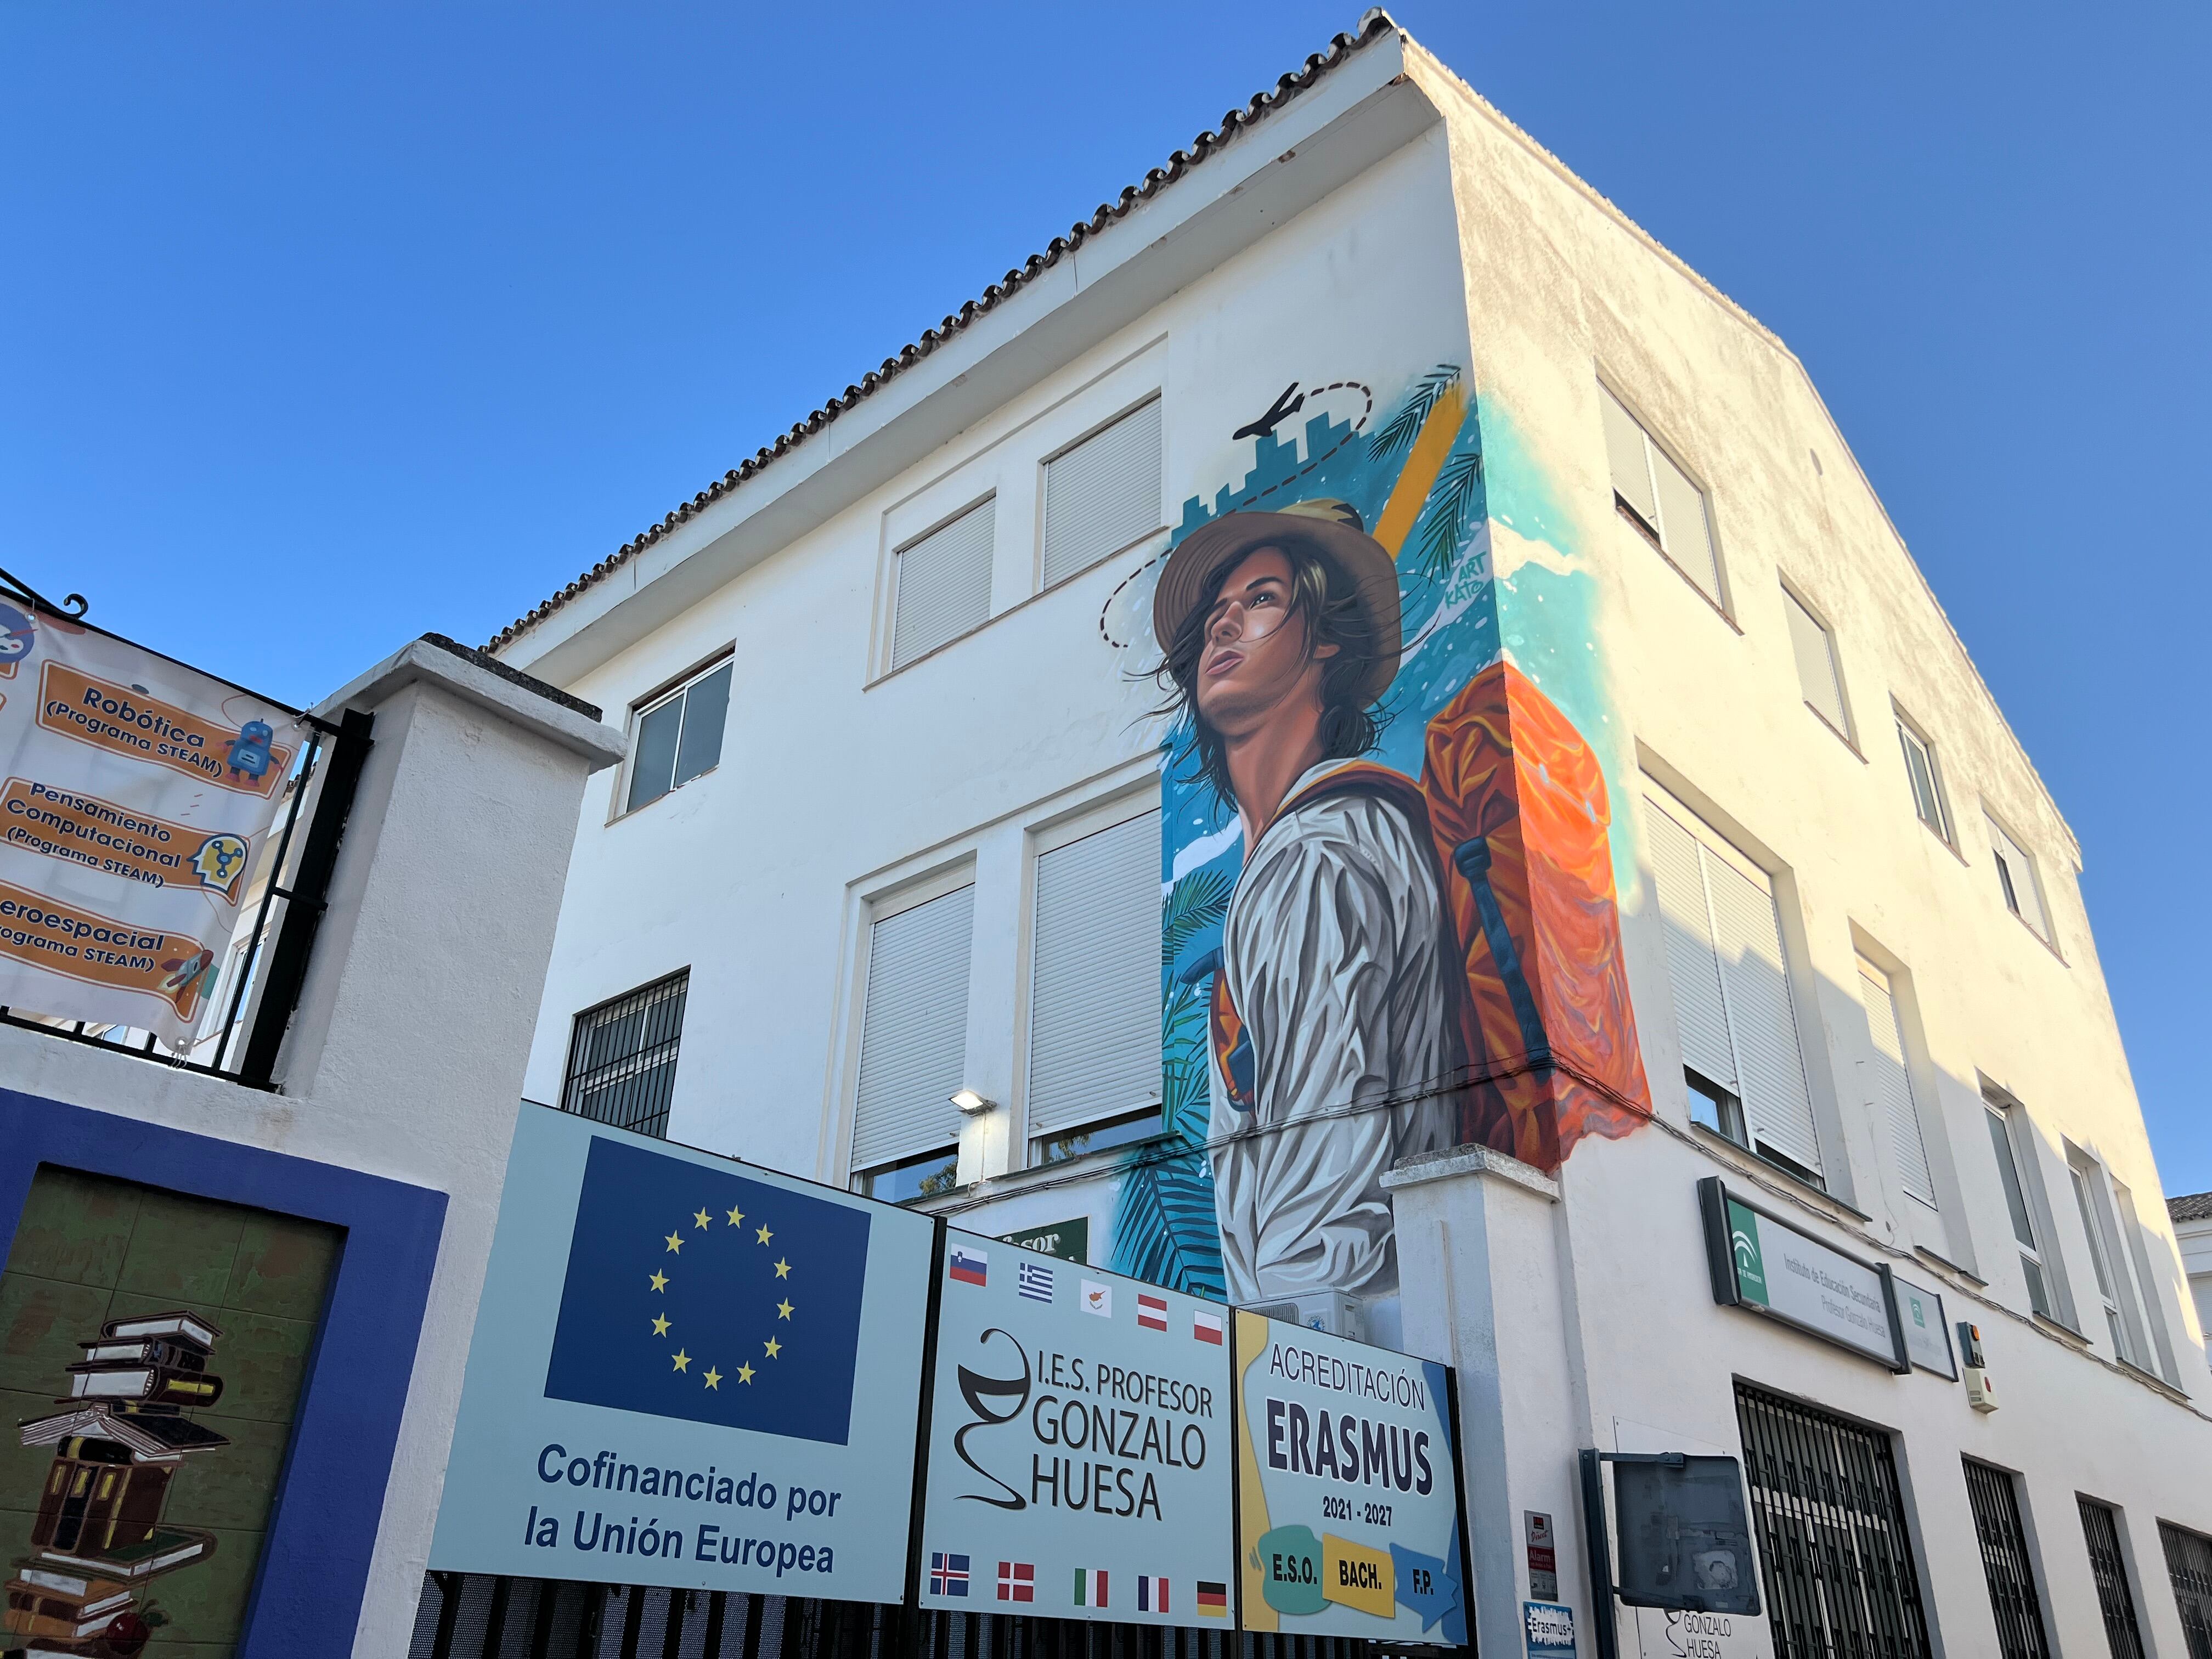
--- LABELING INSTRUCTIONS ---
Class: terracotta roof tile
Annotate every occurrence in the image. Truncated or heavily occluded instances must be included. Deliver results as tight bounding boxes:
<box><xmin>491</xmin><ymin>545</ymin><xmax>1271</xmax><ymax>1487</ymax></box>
<box><xmin>486</xmin><ymin>11</ymin><xmax>1397</xmax><ymax>653</ymax></box>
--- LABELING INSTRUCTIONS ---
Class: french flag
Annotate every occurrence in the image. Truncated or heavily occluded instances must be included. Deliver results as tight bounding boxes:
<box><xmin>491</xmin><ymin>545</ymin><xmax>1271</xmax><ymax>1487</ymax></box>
<box><xmin>1136</xmin><ymin>1576</ymin><xmax>1169</xmax><ymax>1613</ymax></box>
<box><xmin>949</xmin><ymin>1245</ymin><xmax>988</xmax><ymax>1286</ymax></box>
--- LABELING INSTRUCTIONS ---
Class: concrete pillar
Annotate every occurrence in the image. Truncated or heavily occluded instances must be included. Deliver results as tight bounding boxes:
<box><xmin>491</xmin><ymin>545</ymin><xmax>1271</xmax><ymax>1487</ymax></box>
<box><xmin>1385</xmin><ymin>1147</ymin><xmax>1589</xmax><ymax>1659</ymax></box>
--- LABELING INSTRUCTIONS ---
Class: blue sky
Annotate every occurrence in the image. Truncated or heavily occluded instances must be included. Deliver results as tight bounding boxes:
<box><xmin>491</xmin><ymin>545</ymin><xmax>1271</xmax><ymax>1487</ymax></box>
<box><xmin>4</xmin><ymin>3</ymin><xmax>2205</xmax><ymax>1192</ymax></box>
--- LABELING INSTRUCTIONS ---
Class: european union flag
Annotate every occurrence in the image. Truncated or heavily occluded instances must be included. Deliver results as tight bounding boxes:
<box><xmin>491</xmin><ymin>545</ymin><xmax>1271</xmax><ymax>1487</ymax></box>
<box><xmin>545</xmin><ymin>1136</ymin><xmax>872</xmax><ymax>1444</ymax></box>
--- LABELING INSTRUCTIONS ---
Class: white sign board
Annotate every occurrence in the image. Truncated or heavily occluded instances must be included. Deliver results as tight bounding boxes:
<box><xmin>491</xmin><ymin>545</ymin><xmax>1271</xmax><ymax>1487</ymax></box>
<box><xmin>0</xmin><ymin>605</ymin><xmax>307</xmax><ymax>1046</ymax></box>
<box><xmin>917</xmin><ymin>1231</ymin><xmax>1237</xmax><ymax>1626</ymax></box>
<box><xmin>1234</xmin><ymin>1311</ymin><xmax>1469</xmax><ymax>1645</ymax></box>
<box><xmin>430</xmin><ymin>1107</ymin><xmax>934</xmax><ymax>1603</ymax></box>
<box><xmin>1709</xmin><ymin>1185</ymin><xmax>1901</xmax><ymax>1369</ymax></box>
<box><xmin>1892</xmin><ymin>1277</ymin><xmax>1957</xmax><ymax>1379</ymax></box>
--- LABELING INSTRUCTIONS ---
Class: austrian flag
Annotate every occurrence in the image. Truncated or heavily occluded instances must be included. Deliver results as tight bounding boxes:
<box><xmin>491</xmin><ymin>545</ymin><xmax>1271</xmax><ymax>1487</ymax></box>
<box><xmin>1136</xmin><ymin>1293</ymin><xmax>1168</xmax><ymax>1332</ymax></box>
<box><xmin>1192</xmin><ymin>1307</ymin><xmax>1224</xmax><ymax>1345</ymax></box>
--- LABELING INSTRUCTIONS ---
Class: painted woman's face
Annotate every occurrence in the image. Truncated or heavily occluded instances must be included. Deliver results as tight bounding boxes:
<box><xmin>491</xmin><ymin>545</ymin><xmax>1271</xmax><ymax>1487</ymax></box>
<box><xmin>1194</xmin><ymin>547</ymin><xmax>1335</xmax><ymax>738</ymax></box>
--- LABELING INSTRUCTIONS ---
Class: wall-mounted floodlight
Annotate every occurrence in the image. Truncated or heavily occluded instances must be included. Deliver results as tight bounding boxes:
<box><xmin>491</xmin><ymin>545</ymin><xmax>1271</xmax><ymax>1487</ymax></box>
<box><xmin>950</xmin><ymin>1088</ymin><xmax>996</xmax><ymax>1115</ymax></box>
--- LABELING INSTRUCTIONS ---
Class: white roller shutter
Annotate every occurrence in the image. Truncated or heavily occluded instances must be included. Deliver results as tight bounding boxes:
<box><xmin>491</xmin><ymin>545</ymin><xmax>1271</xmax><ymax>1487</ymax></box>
<box><xmin>850</xmin><ymin>885</ymin><xmax>974</xmax><ymax>1170</ymax></box>
<box><xmin>1651</xmin><ymin>444</ymin><xmax>1721</xmax><ymax>603</ymax></box>
<box><xmin>1644</xmin><ymin>801</ymin><xmax>1736</xmax><ymax>1090</ymax></box>
<box><xmin>1858</xmin><ymin>958</ymin><xmax>1936</xmax><ymax>1204</ymax></box>
<box><xmin>1600</xmin><ymin>386</ymin><xmax>1660</xmax><ymax>528</ymax></box>
<box><xmin>891</xmin><ymin>500</ymin><xmax>994</xmax><ymax>670</ymax></box>
<box><xmin>1643</xmin><ymin>790</ymin><xmax>1822</xmax><ymax>1176</ymax></box>
<box><xmin>1784</xmin><ymin>588</ymin><xmax>1848</xmax><ymax>731</ymax></box>
<box><xmin>1705</xmin><ymin>856</ymin><xmax>1821</xmax><ymax>1174</ymax></box>
<box><xmin>1041</xmin><ymin>399</ymin><xmax>1163</xmax><ymax>589</ymax></box>
<box><xmin>1026</xmin><ymin>810</ymin><xmax>1160</xmax><ymax>1136</ymax></box>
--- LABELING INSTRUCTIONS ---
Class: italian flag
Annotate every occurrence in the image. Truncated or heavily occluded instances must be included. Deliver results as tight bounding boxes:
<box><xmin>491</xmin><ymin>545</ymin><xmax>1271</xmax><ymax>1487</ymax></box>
<box><xmin>1073</xmin><ymin>1568</ymin><xmax>1108</xmax><ymax>1608</ymax></box>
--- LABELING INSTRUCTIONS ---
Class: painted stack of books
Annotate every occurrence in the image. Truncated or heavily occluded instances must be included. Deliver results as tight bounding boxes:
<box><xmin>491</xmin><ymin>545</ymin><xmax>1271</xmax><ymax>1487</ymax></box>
<box><xmin>4</xmin><ymin>1312</ymin><xmax>229</xmax><ymax>1658</ymax></box>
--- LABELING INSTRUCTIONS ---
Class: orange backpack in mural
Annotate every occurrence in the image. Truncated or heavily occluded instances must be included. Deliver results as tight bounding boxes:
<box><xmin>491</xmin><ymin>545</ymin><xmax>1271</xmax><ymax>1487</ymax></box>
<box><xmin>1273</xmin><ymin>660</ymin><xmax>1653</xmax><ymax>1170</ymax></box>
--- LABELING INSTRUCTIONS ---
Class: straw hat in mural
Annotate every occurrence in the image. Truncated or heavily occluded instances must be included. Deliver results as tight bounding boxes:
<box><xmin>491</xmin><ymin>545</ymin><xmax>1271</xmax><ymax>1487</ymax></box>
<box><xmin>1150</xmin><ymin>498</ymin><xmax>1404</xmax><ymax>709</ymax></box>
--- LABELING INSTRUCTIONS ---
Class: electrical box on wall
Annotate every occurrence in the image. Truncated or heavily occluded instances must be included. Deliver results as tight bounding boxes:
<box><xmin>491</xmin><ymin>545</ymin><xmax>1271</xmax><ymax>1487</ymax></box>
<box><xmin>1958</xmin><ymin>1321</ymin><xmax>1998</xmax><ymax>1412</ymax></box>
<box><xmin>1246</xmin><ymin>1292</ymin><xmax>1367</xmax><ymax>1340</ymax></box>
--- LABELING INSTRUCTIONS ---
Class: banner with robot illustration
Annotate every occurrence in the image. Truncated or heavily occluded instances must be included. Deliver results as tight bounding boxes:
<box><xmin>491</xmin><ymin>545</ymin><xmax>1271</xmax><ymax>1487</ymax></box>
<box><xmin>0</xmin><ymin>601</ymin><xmax>308</xmax><ymax>1048</ymax></box>
<box><xmin>1109</xmin><ymin>362</ymin><xmax>1655</xmax><ymax>1308</ymax></box>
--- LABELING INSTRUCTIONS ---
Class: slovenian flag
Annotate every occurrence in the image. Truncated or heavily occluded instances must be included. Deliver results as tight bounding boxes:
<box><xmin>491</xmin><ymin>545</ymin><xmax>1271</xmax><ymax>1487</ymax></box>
<box><xmin>1136</xmin><ymin>1576</ymin><xmax>1168</xmax><ymax>1613</ymax></box>
<box><xmin>949</xmin><ymin>1245</ymin><xmax>987</xmax><ymax>1286</ymax></box>
<box><xmin>1197</xmin><ymin>1581</ymin><xmax>1228</xmax><ymax>1618</ymax></box>
<box><xmin>1136</xmin><ymin>1292</ymin><xmax>1168</xmax><ymax>1331</ymax></box>
<box><xmin>1073</xmin><ymin>1567</ymin><xmax>1108</xmax><ymax>1607</ymax></box>
<box><xmin>1192</xmin><ymin>1307</ymin><xmax>1224</xmax><ymax>1345</ymax></box>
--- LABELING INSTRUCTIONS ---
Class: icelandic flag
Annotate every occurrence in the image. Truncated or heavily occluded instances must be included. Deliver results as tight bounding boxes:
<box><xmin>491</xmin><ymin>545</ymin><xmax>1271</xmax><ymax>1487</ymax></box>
<box><xmin>544</xmin><ymin>1135</ymin><xmax>871</xmax><ymax>1445</ymax></box>
<box><xmin>1136</xmin><ymin>1576</ymin><xmax>1168</xmax><ymax>1613</ymax></box>
<box><xmin>1137</xmin><ymin>1292</ymin><xmax>1169</xmax><ymax>1331</ymax></box>
<box><xmin>997</xmin><ymin>1561</ymin><xmax>1034</xmax><ymax>1602</ymax></box>
<box><xmin>1073</xmin><ymin>1567</ymin><xmax>1108</xmax><ymax>1607</ymax></box>
<box><xmin>930</xmin><ymin>1553</ymin><xmax>970</xmax><ymax>1596</ymax></box>
<box><xmin>949</xmin><ymin>1244</ymin><xmax>988</xmax><ymax>1286</ymax></box>
<box><xmin>1192</xmin><ymin>1307</ymin><xmax>1224</xmax><ymax>1345</ymax></box>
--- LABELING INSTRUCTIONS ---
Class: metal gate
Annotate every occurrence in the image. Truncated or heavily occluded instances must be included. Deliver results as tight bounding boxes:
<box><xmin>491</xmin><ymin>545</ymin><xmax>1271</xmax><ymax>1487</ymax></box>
<box><xmin>1732</xmin><ymin>1381</ymin><xmax>1931</xmax><ymax>1659</ymax></box>
<box><xmin>1961</xmin><ymin>1460</ymin><xmax>2047</xmax><ymax>1659</ymax></box>
<box><xmin>2076</xmin><ymin>1497</ymin><xmax>2145</xmax><ymax>1659</ymax></box>
<box><xmin>405</xmin><ymin>1575</ymin><xmax>1455</xmax><ymax>1659</ymax></box>
<box><xmin>2164</xmin><ymin>1522</ymin><xmax>2212</xmax><ymax>1659</ymax></box>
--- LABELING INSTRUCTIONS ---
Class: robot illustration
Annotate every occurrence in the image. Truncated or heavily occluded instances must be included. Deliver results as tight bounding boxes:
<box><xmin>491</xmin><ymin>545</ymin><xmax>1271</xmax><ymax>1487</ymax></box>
<box><xmin>190</xmin><ymin>834</ymin><xmax>250</xmax><ymax>896</ymax></box>
<box><xmin>0</xmin><ymin>603</ymin><xmax>34</xmax><ymax>665</ymax></box>
<box><xmin>227</xmin><ymin>720</ymin><xmax>274</xmax><ymax>783</ymax></box>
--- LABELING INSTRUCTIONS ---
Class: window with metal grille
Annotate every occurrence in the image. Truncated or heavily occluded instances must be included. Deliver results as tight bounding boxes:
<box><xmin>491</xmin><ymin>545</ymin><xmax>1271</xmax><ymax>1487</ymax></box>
<box><xmin>2078</xmin><ymin>1497</ymin><xmax>2147</xmax><ymax>1659</ymax></box>
<box><xmin>1040</xmin><ymin>397</ymin><xmax>1163</xmax><ymax>589</ymax></box>
<box><xmin>2164</xmin><ymin>1521</ymin><xmax>2212</xmax><ymax>1659</ymax></box>
<box><xmin>1600</xmin><ymin>382</ymin><xmax>1724</xmax><ymax>607</ymax></box>
<box><xmin>561</xmin><ymin>970</ymin><xmax>689</xmax><ymax>1139</ymax></box>
<box><xmin>1964</xmin><ymin>1459</ymin><xmax>2051</xmax><ymax>1658</ymax></box>
<box><xmin>1733</xmin><ymin>1382</ymin><xmax>1931</xmax><ymax>1659</ymax></box>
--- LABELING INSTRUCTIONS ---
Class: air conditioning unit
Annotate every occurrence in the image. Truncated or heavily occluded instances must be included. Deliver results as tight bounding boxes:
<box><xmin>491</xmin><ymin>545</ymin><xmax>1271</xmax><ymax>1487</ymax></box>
<box><xmin>1245</xmin><ymin>1293</ymin><xmax>1367</xmax><ymax>1341</ymax></box>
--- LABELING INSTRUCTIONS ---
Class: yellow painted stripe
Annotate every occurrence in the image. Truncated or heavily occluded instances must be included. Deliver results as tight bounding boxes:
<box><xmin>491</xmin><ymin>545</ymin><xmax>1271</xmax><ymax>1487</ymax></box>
<box><xmin>1370</xmin><ymin>380</ymin><xmax>1468</xmax><ymax>558</ymax></box>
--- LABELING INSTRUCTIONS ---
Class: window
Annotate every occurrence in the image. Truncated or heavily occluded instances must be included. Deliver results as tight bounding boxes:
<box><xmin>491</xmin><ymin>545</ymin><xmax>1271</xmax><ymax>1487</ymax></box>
<box><xmin>1986</xmin><ymin>1099</ymin><xmax>2058</xmax><ymax>1321</ymax></box>
<box><xmin>1895</xmin><ymin>714</ymin><xmax>1953</xmax><ymax>842</ymax></box>
<box><xmin>2111</xmin><ymin>1177</ymin><xmax>2183</xmax><ymax>1385</ymax></box>
<box><xmin>850</xmin><ymin>884</ymin><xmax>974</xmax><ymax>1199</ymax></box>
<box><xmin>1964</xmin><ymin>1460</ymin><xmax>2051</xmax><ymax>1659</ymax></box>
<box><xmin>1600</xmin><ymin>383</ymin><xmax>1722</xmax><ymax>605</ymax></box>
<box><xmin>1644</xmin><ymin>791</ymin><xmax>1823</xmax><ymax>1183</ymax></box>
<box><xmin>562</xmin><ymin>969</ymin><xmax>690</xmax><ymax>1138</ymax></box>
<box><xmin>1988</xmin><ymin>816</ymin><xmax>2052</xmax><ymax>943</ymax></box>
<box><xmin>2068</xmin><ymin>1150</ymin><xmax>2158</xmax><ymax>1370</ymax></box>
<box><xmin>624</xmin><ymin>658</ymin><xmax>732</xmax><ymax>815</ymax></box>
<box><xmin>1859</xmin><ymin>958</ymin><xmax>1939</xmax><ymax>1210</ymax></box>
<box><xmin>1040</xmin><ymin>398</ymin><xmax>1163</xmax><ymax>589</ymax></box>
<box><xmin>2160</xmin><ymin>1522</ymin><xmax>2212</xmax><ymax>1659</ymax></box>
<box><xmin>2078</xmin><ymin>1498</ymin><xmax>2146</xmax><ymax>1659</ymax></box>
<box><xmin>1782</xmin><ymin>585</ymin><xmax>1850</xmax><ymax>736</ymax></box>
<box><xmin>1027</xmin><ymin>808</ymin><xmax>1161</xmax><ymax>1163</ymax></box>
<box><xmin>891</xmin><ymin>498</ymin><xmax>995</xmax><ymax>670</ymax></box>
<box><xmin>1734</xmin><ymin>1383</ymin><xmax>1932</xmax><ymax>1659</ymax></box>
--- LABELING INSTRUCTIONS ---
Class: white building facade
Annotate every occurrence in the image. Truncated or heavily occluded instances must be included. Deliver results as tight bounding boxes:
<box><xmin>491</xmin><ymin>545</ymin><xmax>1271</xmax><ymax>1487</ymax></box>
<box><xmin>492</xmin><ymin>19</ymin><xmax>2212</xmax><ymax>1659</ymax></box>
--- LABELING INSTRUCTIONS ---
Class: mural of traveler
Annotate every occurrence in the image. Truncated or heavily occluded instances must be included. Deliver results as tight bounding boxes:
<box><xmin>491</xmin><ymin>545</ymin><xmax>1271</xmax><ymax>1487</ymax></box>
<box><xmin>1113</xmin><ymin>365</ymin><xmax>1652</xmax><ymax>1305</ymax></box>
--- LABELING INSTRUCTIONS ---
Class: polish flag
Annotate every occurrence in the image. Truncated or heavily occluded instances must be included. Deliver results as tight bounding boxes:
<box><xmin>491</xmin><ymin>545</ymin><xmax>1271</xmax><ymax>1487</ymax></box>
<box><xmin>1136</xmin><ymin>1293</ymin><xmax>1169</xmax><ymax>1331</ymax></box>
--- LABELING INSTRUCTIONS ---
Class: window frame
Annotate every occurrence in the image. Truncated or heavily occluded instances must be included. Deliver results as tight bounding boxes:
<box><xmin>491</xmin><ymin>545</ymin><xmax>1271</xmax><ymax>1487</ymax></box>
<box><xmin>2065</xmin><ymin>1148</ymin><xmax>2164</xmax><ymax>1376</ymax></box>
<box><xmin>1780</xmin><ymin>577</ymin><xmax>1855</xmax><ymax>745</ymax></box>
<box><xmin>614</xmin><ymin>650</ymin><xmax>734</xmax><ymax>821</ymax></box>
<box><xmin>1020</xmin><ymin>797</ymin><xmax>1164</xmax><ymax>1169</ymax></box>
<box><xmin>1894</xmin><ymin>708</ymin><xmax>1955</xmax><ymax>846</ymax></box>
<box><xmin>1035</xmin><ymin>392</ymin><xmax>1166</xmax><ymax>595</ymax></box>
<box><xmin>886</xmin><ymin>493</ymin><xmax>998</xmax><ymax>675</ymax></box>
<box><xmin>561</xmin><ymin>967</ymin><xmax>691</xmax><ymax>1140</ymax></box>
<box><xmin>845</xmin><ymin>866</ymin><xmax>979</xmax><ymax>1195</ymax></box>
<box><xmin>1597</xmin><ymin>377</ymin><xmax>1730</xmax><ymax>617</ymax></box>
<box><xmin>1984</xmin><ymin>1093</ymin><xmax>2070</xmax><ymax>1328</ymax></box>
<box><xmin>1986</xmin><ymin>811</ymin><xmax>2057</xmax><ymax>949</ymax></box>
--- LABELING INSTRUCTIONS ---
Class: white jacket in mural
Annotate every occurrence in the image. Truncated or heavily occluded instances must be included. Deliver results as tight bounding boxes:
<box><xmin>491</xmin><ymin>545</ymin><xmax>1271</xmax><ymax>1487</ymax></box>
<box><xmin>1209</xmin><ymin>758</ymin><xmax>1459</xmax><ymax>1304</ymax></box>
